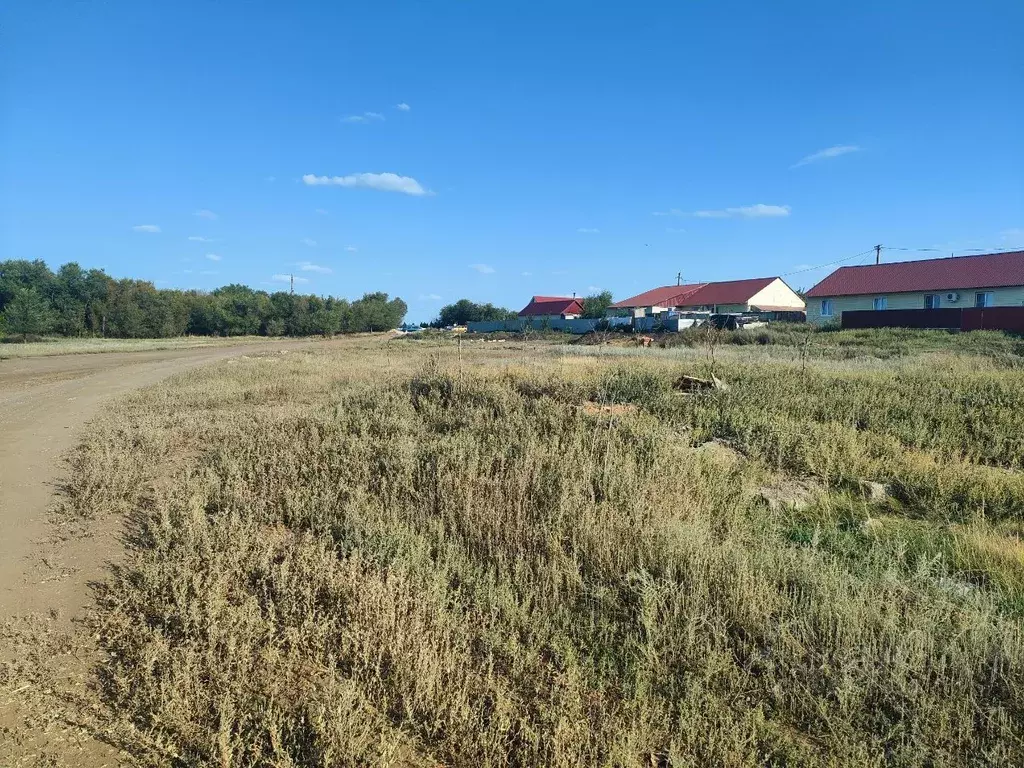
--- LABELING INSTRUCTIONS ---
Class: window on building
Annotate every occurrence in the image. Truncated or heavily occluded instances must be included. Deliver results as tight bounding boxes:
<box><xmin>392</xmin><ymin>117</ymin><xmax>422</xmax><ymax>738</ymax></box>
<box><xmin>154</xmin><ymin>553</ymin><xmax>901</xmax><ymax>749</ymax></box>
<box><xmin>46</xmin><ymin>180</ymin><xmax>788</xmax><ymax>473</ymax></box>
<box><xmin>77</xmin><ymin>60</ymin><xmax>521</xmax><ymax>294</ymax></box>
<box><xmin>873</xmin><ymin>297</ymin><xmax>888</xmax><ymax>311</ymax></box>
<box><xmin>820</xmin><ymin>299</ymin><xmax>833</xmax><ymax>317</ymax></box>
<box><xmin>975</xmin><ymin>291</ymin><xmax>994</xmax><ymax>308</ymax></box>
<box><xmin>923</xmin><ymin>294</ymin><xmax>941</xmax><ymax>309</ymax></box>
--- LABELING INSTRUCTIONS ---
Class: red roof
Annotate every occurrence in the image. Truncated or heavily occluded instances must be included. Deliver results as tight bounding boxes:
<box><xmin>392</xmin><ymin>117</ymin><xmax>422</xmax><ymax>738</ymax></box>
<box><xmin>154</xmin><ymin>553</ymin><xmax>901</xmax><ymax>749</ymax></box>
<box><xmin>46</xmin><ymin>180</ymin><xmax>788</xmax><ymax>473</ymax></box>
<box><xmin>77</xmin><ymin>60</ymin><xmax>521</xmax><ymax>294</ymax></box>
<box><xmin>806</xmin><ymin>251</ymin><xmax>1024</xmax><ymax>298</ymax></box>
<box><xmin>610</xmin><ymin>284</ymin><xmax>705</xmax><ymax>309</ymax></box>
<box><xmin>518</xmin><ymin>296</ymin><xmax>585</xmax><ymax>317</ymax></box>
<box><xmin>611</xmin><ymin>277</ymin><xmax>779</xmax><ymax>309</ymax></box>
<box><xmin>684</xmin><ymin>277</ymin><xmax>777</xmax><ymax>306</ymax></box>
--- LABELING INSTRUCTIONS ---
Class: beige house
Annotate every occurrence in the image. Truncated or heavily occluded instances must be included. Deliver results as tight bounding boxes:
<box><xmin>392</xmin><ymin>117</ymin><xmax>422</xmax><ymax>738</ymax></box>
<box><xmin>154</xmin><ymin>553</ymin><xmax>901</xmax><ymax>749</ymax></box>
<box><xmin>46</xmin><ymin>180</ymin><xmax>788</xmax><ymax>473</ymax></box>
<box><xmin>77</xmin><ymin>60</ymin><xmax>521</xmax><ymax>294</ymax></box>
<box><xmin>610</xmin><ymin>277</ymin><xmax>805</xmax><ymax>317</ymax></box>
<box><xmin>806</xmin><ymin>250</ymin><xmax>1024</xmax><ymax>324</ymax></box>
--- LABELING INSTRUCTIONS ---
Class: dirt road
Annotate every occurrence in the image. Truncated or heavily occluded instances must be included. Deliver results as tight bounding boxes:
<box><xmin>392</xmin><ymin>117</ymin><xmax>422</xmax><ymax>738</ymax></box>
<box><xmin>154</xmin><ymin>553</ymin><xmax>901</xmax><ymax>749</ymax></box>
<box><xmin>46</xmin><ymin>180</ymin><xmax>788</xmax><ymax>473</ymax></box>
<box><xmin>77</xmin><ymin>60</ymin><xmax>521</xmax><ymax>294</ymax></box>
<box><xmin>0</xmin><ymin>341</ymin><xmax>321</xmax><ymax>764</ymax></box>
<box><xmin>0</xmin><ymin>342</ymin><xmax>314</xmax><ymax>620</ymax></box>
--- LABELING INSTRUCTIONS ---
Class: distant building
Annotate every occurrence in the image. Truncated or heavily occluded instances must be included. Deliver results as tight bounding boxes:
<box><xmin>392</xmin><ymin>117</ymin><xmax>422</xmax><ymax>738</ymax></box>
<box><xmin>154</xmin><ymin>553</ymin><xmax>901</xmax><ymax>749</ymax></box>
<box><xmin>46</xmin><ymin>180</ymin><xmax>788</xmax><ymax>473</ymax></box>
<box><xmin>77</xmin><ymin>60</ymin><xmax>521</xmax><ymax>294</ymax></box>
<box><xmin>518</xmin><ymin>295</ymin><xmax>585</xmax><ymax>321</ymax></box>
<box><xmin>610</xmin><ymin>277</ymin><xmax>804</xmax><ymax>317</ymax></box>
<box><xmin>805</xmin><ymin>250</ymin><xmax>1024</xmax><ymax>324</ymax></box>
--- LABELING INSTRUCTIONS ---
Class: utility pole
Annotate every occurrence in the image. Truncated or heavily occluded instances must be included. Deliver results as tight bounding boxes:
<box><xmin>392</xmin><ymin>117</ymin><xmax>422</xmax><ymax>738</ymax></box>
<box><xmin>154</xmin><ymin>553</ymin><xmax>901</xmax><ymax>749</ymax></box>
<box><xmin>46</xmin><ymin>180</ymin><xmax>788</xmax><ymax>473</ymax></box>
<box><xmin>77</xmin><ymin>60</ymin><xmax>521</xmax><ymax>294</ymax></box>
<box><xmin>290</xmin><ymin>274</ymin><xmax>294</xmax><ymax>295</ymax></box>
<box><xmin>875</xmin><ymin>244</ymin><xmax>882</xmax><ymax>265</ymax></box>
<box><xmin>676</xmin><ymin>271</ymin><xmax>682</xmax><ymax>286</ymax></box>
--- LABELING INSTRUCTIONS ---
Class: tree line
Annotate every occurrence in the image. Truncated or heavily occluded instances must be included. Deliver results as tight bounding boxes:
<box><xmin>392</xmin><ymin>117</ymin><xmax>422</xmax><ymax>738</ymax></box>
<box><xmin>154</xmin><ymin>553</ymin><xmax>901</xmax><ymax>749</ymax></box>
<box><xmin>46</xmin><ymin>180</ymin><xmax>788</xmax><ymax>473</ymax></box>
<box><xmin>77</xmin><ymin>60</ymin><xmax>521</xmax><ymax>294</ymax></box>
<box><xmin>0</xmin><ymin>260</ymin><xmax>407</xmax><ymax>340</ymax></box>
<box><xmin>430</xmin><ymin>291</ymin><xmax>614</xmax><ymax>326</ymax></box>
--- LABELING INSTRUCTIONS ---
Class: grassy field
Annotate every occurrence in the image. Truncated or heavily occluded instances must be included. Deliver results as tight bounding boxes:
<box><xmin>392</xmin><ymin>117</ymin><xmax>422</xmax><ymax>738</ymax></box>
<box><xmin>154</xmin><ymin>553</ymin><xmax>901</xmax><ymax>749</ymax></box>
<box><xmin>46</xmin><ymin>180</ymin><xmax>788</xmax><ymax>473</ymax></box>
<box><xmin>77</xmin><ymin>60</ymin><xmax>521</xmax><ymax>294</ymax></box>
<box><xmin>0</xmin><ymin>335</ymin><xmax>286</xmax><ymax>359</ymax></box>
<box><xmin>34</xmin><ymin>331</ymin><xmax>1024</xmax><ymax>765</ymax></box>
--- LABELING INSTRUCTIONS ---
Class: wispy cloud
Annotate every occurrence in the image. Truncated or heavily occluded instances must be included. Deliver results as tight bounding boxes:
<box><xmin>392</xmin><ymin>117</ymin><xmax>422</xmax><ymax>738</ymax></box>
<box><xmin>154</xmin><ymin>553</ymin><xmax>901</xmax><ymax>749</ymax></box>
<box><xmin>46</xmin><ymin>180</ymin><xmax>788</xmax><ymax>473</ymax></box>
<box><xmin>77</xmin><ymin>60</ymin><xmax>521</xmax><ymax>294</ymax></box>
<box><xmin>315</xmin><ymin>208</ymin><xmax>329</xmax><ymax>216</ymax></box>
<box><xmin>132</xmin><ymin>224</ymin><xmax>161</xmax><ymax>233</ymax></box>
<box><xmin>188</xmin><ymin>235</ymin><xmax>214</xmax><ymax>242</ymax></box>
<box><xmin>396</xmin><ymin>102</ymin><xmax>411</xmax><ymax>111</ymax></box>
<box><xmin>205</xmin><ymin>253</ymin><xmax>222</xmax><ymax>262</ymax></box>
<box><xmin>194</xmin><ymin>209</ymin><xmax>218</xmax><ymax>220</ymax></box>
<box><xmin>341</xmin><ymin>111</ymin><xmax>385</xmax><ymax>124</ymax></box>
<box><xmin>419</xmin><ymin>293</ymin><xmax>441</xmax><ymax>300</ymax></box>
<box><xmin>469</xmin><ymin>263</ymin><xmax>495</xmax><ymax>274</ymax></box>
<box><xmin>345</xmin><ymin>245</ymin><xmax>358</xmax><ymax>252</ymax></box>
<box><xmin>272</xmin><ymin>273</ymin><xmax>309</xmax><ymax>284</ymax></box>
<box><xmin>183</xmin><ymin>269</ymin><xmax>193</xmax><ymax>274</ymax></box>
<box><xmin>696</xmin><ymin>204</ymin><xmax>790</xmax><ymax>218</ymax></box>
<box><xmin>654</xmin><ymin>204</ymin><xmax>790</xmax><ymax>219</ymax></box>
<box><xmin>297</xmin><ymin>261</ymin><xmax>332</xmax><ymax>274</ymax></box>
<box><xmin>586</xmin><ymin>285</ymin><xmax>601</xmax><ymax>293</ymax></box>
<box><xmin>791</xmin><ymin>145</ymin><xmax>861</xmax><ymax>168</ymax></box>
<box><xmin>576</xmin><ymin>227</ymin><xmax>600</xmax><ymax>233</ymax></box>
<box><xmin>300</xmin><ymin>237</ymin><xmax>318</xmax><ymax>247</ymax></box>
<box><xmin>302</xmin><ymin>172</ymin><xmax>428</xmax><ymax>196</ymax></box>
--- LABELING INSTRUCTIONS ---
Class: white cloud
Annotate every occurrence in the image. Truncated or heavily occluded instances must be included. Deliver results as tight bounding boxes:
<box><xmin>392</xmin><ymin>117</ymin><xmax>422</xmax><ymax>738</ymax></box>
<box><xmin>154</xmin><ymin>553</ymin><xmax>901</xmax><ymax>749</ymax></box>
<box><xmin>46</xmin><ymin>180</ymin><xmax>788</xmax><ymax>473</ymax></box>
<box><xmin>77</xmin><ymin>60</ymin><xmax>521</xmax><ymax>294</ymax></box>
<box><xmin>577</xmin><ymin>227</ymin><xmax>600</xmax><ymax>233</ymax></box>
<box><xmin>469</xmin><ymin>263</ymin><xmax>495</xmax><ymax>274</ymax></box>
<box><xmin>300</xmin><ymin>237</ymin><xmax>318</xmax><ymax>247</ymax></box>
<box><xmin>586</xmin><ymin>285</ymin><xmax>601</xmax><ymax>292</ymax></box>
<box><xmin>315</xmin><ymin>208</ymin><xmax>329</xmax><ymax>215</ymax></box>
<box><xmin>396</xmin><ymin>102</ymin><xmax>411</xmax><ymax>111</ymax></box>
<box><xmin>654</xmin><ymin>204</ymin><xmax>790</xmax><ymax>219</ymax></box>
<box><xmin>419</xmin><ymin>293</ymin><xmax>442</xmax><ymax>301</ymax></box>
<box><xmin>345</xmin><ymin>245</ymin><xmax>358</xmax><ymax>252</ymax></box>
<box><xmin>341</xmin><ymin>111</ymin><xmax>385</xmax><ymax>124</ymax></box>
<box><xmin>133</xmin><ymin>224</ymin><xmax>161</xmax><ymax>233</ymax></box>
<box><xmin>297</xmin><ymin>261</ymin><xmax>332</xmax><ymax>274</ymax></box>
<box><xmin>302</xmin><ymin>172</ymin><xmax>428</xmax><ymax>196</ymax></box>
<box><xmin>697</xmin><ymin>204</ymin><xmax>791</xmax><ymax>219</ymax></box>
<box><xmin>194</xmin><ymin>209</ymin><xmax>218</xmax><ymax>220</ymax></box>
<box><xmin>272</xmin><ymin>274</ymin><xmax>309</xmax><ymax>284</ymax></box>
<box><xmin>183</xmin><ymin>269</ymin><xmax>193</xmax><ymax>274</ymax></box>
<box><xmin>791</xmin><ymin>145</ymin><xmax>861</xmax><ymax>168</ymax></box>
<box><xmin>188</xmin><ymin>235</ymin><xmax>214</xmax><ymax>242</ymax></box>
<box><xmin>205</xmin><ymin>253</ymin><xmax>221</xmax><ymax>261</ymax></box>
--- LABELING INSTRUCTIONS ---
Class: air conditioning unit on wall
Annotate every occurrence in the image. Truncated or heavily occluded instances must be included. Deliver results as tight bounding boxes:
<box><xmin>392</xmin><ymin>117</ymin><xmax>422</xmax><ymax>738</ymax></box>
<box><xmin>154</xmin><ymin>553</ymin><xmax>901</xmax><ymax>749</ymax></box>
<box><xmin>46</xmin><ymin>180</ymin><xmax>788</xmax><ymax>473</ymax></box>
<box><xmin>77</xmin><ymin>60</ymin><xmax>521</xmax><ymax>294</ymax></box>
<box><xmin>946</xmin><ymin>292</ymin><xmax>960</xmax><ymax>302</ymax></box>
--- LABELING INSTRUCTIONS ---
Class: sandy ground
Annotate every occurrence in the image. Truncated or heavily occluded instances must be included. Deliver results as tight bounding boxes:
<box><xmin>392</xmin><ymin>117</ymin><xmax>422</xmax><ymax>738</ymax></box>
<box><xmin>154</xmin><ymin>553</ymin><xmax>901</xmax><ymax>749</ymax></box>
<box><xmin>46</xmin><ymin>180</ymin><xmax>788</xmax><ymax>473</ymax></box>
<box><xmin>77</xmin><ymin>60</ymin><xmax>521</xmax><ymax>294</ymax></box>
<box><xmin>0</xmin><ymin>340</ymin><xmax>315</xmax><ymax>765</ymax></box>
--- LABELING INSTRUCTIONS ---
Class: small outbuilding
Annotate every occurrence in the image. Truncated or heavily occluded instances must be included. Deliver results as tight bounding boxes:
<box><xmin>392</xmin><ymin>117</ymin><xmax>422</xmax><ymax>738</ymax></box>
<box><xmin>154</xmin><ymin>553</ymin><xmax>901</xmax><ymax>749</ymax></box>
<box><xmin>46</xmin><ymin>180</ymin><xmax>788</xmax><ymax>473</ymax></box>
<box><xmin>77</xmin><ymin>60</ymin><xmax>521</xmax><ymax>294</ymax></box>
<box><xmin>518</xmin><ymin>295</ymin><xmax>585</xmax><ymax>321</ymax></box>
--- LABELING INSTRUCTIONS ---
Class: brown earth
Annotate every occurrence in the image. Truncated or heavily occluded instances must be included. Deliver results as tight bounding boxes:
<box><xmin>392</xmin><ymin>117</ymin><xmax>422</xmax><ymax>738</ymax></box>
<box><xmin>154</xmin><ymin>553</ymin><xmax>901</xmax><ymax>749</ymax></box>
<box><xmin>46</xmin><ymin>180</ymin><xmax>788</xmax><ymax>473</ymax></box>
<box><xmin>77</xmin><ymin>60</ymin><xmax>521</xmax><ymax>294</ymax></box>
<box><xmin>0</xmin><ymin>340</ymin><xmax>317</xmax><ymax>766</ymax></box>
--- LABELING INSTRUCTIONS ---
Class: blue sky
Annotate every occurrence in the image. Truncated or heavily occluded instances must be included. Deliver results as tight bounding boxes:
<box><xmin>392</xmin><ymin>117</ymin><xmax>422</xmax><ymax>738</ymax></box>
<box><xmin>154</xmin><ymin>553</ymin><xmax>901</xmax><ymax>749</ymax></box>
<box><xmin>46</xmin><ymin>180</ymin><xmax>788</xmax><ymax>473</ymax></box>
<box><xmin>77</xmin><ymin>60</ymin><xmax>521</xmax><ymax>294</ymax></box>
<box><xmin>3</xmin><ymin>1</ymin><xmax>1022</xmax><ymax>322</ymax></box>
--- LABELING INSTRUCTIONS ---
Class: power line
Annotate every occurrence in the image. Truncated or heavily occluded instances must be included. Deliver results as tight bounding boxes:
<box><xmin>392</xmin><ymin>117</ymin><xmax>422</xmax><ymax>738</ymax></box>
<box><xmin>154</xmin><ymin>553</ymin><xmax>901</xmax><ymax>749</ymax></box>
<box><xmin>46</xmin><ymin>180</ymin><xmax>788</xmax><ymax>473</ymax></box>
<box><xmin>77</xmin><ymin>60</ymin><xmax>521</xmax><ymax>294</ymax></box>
<box><xmin>781</xmin><ymin>248</ymin><xmax>876</xmax><ymax>277</ymax></box>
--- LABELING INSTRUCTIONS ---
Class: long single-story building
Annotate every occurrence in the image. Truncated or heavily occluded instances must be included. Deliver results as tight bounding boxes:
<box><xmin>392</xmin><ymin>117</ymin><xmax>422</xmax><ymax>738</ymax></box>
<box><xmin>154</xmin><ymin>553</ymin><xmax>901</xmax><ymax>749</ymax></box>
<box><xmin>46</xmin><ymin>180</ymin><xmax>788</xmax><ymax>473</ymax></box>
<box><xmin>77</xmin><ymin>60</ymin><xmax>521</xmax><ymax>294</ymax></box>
<box><xmin>805</xmin><ymin>250</ymin><xmax>1024</xmax><ymax>324</ymax></box>
<box><xmin>610</xmin><ymin>276</ymin><xmax>805</xmax><ymax>316</ymax></box>
<box><xmin>518</xmin><ymin>295</ymin><xmax>585</xmax><ymax>321</ymax></box>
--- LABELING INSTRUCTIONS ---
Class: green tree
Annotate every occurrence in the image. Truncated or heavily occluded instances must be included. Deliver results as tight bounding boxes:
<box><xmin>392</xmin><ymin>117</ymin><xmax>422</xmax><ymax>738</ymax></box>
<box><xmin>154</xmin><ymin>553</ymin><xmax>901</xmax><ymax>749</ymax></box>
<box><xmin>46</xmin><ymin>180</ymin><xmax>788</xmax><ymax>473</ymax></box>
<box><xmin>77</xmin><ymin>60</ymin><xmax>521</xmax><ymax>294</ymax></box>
<box><xmin>2</xmin><ymin>288</ymin><xmax>53</xmax><ymax>340</ymax></box>
<box><xmin>581</xmin><ymin>290</ymin><xmax>614</xmax><ymax>319</ymax></box>
<box><xmin>434</xmin><ymin>299</ymin><xmax>516</xmax><ymax>327</ymax></box>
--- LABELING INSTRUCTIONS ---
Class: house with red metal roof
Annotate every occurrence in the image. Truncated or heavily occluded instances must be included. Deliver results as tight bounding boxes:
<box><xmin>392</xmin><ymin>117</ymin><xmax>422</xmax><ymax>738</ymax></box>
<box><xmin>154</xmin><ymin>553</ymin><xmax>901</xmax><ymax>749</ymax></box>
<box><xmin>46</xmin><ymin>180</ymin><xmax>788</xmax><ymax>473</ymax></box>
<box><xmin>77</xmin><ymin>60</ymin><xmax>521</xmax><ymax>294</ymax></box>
<box><xmin>805</xmin><ymin>251</ymin><xmax>1024</xmax><ymax>324</ymax></box>
<box><xmin>611</xmin><ymin>277</ymin><xmax>804</xmax><ymax>316</ymax></box>
<box><xmin>518</xmin><ymin>295</ymin><xmax>585</xmax><ymax>320</ymax></box>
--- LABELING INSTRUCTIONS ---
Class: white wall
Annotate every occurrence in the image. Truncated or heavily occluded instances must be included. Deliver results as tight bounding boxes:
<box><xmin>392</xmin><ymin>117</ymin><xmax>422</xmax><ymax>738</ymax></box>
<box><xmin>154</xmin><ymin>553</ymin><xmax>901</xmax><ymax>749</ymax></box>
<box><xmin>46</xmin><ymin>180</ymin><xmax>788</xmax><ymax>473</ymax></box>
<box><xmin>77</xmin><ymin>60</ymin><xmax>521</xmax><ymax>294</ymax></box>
<box><xmin>748</xmin><ymin>279</ymin><xmax>806</xmax><ymax>310</ymax></box>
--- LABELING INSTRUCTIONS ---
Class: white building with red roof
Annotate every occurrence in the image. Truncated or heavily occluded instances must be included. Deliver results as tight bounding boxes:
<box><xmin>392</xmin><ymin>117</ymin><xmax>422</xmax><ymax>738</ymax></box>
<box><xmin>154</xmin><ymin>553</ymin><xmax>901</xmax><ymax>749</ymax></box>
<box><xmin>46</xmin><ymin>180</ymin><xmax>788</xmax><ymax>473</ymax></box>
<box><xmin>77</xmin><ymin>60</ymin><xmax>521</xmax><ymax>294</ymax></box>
<box><xmin>610</xmin><ymin>277</ymin><xmax>804</xmax><ymax>316</ymax></box>
<box><xmin>805</xmin><ymin>250</ymin><xmax>1024</xmax><ymax>324</ymax></box>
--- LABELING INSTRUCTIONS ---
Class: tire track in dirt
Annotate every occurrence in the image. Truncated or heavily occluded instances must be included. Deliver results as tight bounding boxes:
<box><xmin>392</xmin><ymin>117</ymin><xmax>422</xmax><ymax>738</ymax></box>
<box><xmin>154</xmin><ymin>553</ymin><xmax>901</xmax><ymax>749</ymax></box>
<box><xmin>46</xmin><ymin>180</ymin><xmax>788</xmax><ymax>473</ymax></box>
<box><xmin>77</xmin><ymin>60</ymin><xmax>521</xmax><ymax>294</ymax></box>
<box><xmin>0</xmin><ymin>340</ymin><xmax>316</xmax><ymax>765</ymax></box>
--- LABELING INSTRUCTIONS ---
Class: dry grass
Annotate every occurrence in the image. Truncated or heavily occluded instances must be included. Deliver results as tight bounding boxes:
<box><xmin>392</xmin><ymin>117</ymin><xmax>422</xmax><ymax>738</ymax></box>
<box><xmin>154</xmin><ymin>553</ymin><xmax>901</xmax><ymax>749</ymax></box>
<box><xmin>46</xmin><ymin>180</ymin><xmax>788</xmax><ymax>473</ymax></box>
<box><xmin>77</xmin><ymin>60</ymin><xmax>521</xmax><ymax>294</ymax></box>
<box><xmin>17</xmin><ymin>334</ymin><xmax>1024</xmax><ymax>765</ymax></box>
